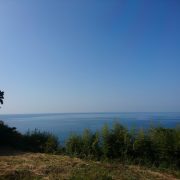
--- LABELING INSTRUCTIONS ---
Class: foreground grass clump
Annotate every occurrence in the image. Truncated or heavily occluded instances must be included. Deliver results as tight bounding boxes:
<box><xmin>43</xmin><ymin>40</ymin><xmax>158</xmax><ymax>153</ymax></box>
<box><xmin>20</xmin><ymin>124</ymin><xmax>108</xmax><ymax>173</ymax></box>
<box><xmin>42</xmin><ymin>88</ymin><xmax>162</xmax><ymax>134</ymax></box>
<box><xmin>0</xmin><ymin>152</ymin><xmax>179</xmax><ymax>180</ymax></box>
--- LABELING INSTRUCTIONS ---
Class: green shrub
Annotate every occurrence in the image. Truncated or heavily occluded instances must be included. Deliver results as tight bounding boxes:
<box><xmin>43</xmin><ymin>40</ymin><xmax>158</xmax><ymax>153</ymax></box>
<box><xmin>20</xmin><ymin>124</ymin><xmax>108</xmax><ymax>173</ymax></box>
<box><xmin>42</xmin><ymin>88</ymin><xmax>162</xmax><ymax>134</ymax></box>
<box><xmin>101</xmin><ymin>123</ymin><xmax>131</xmax><ymax>159</ymax></box>
<box><xmin>111</xmin><ymin>123</ymin><xmax>131</xmax><ymax>159</ymax></box>
<box><xmin>149</xmin><ymin>127</ymin><xmax>180</xmax><ymax>167</ymax></box>
<box><xmin>174</xmin><ymin>126</ymin><xmax>180</xmax><ymax>167</ymax></box>
<box><xmin>23</xmin><ymin>129</ymin><xmax>59</xmax><ymax>153</ymax></box>
<box><xmin>133</xmin><ymin>129</ymin><xmax>154</xmax><ymax>164</ymax></box>
<box><xmin>101</xmin><ymin>124</ymin><xmax>111</xmax><ymax>158</ymax></box>
<box><xmin>65</xmin><ymin>122</ymin><xmax>180</xmax><ymax>169</ymax></box>
<box><xmin>81</xmin><ymin>129</ymin><xmax>93</xmax><ymax>157</ymax></box>
<box><xmin>44</xmin><ymin>134</ymin><xmax>59</xmax><ymax>153</ymax></box>
<box><xmin>91</xmin><ymin>131</ymin><xmax>101</xmax><ymax>159</ymax></box>
<box><xmin>0</xmin><ymin>121</ymin><xmax>23</xmax><ymax>149</ymax></box>
<box><xmin>65</xmin><ymin>134</ymin><xmax>83</xmax><ymax>156</ymax></box>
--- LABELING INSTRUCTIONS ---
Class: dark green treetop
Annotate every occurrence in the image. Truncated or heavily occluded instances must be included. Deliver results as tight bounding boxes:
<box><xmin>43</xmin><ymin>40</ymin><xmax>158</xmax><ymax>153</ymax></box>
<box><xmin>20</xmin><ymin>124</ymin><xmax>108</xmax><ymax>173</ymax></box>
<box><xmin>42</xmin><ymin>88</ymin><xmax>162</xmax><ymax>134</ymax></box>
<box><xmin>0</xmin><ymin>90</ymin><xmax>4</xmax><ymax>106</ymax></box>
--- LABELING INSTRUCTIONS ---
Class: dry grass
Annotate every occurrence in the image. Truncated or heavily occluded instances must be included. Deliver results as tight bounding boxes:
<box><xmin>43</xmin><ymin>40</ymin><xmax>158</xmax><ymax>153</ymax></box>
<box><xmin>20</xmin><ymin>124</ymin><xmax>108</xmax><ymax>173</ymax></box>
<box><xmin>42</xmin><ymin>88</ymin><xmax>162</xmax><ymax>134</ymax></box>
<box><xmin>0</xmin><ymin>152</ymin><xmax>84</xmax><ymax>179</ymax></box>
<box><xmin>0</xmin><ymin>152</ymin><xmax>179</xmax><ymax>180</ymax></box>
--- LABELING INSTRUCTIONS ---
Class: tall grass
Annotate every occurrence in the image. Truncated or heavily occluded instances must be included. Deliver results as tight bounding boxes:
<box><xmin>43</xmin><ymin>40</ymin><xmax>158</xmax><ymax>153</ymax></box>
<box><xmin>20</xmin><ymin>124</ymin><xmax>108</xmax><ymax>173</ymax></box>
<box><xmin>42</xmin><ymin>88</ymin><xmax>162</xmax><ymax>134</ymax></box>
<box><xmin>65</xmin><ymin>122</ymin><xmax>180</xmax><ymax>168</ymax></box>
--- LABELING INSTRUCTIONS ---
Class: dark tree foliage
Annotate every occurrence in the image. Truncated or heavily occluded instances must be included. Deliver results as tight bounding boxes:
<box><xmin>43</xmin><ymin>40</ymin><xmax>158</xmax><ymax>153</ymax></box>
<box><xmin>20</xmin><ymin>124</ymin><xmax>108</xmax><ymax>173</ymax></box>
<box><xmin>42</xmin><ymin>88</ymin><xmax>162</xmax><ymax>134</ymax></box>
<box><xmin>0</xmin><ymin>121</ymin><xmax>22</xmax><ymax>148</ymax></box>
<box><xmin>0</xmin><ymin>121</ymin><xmax>60</xmax><ymax>153</ymax></box>
<box><xmin>0</xmin><ymin>90</ymin><xmax>4</xmax><ymax>106</ymax></box>
<box><xmin>23</xmin><ymin>129</ymin><xmax>59</xmax><ymax>153</ymax></box>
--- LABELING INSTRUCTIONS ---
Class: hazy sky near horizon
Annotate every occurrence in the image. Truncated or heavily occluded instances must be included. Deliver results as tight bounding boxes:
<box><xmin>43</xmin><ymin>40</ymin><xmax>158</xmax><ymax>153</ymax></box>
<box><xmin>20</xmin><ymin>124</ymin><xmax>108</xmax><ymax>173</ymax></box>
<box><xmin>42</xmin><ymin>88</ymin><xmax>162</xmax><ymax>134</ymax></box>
<box><xmin>0</xmin><ymin>0</ymin><xmax>180</xmax><ymax>114</ymax></box>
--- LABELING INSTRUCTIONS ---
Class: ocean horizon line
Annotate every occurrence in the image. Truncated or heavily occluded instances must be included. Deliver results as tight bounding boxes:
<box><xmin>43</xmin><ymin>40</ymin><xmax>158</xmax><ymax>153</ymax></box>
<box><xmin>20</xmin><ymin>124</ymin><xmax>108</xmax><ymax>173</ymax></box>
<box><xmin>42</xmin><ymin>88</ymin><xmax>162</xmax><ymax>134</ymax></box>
<box><xmin>1</xmin><ymin>111</ymin><xmax>180</xmax><ymax>116</ymax></box>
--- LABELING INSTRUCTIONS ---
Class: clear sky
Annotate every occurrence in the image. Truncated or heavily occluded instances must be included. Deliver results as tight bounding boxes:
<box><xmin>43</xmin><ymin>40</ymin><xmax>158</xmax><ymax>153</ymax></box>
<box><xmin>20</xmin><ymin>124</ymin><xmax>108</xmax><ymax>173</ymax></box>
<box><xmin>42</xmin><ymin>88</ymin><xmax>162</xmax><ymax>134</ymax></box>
<box><xmin>0</xmin><ymin>0</ymin><xmax>180</xmax><ymax>114</ymax></box>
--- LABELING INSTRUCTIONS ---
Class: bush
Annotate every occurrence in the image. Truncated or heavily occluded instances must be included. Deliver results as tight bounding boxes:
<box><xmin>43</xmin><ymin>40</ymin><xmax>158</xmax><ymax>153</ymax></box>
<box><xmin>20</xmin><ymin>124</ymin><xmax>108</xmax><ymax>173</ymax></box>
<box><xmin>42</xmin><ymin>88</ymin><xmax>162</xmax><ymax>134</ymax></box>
<box><xmin>133</xmin><ymin>129</ymin><xmax>155</xmax><ymax>164</ymax></box>
<box><xmin>0</xmin><ymin>121</ymin><xmax>60</xmax><ymax>153</ymax></box>
<box><xmin>101</xmin><ymin>123</ymin><xmax>132</xmax><ymax>159</ymax></box>
<box><xmin>65</xmin><ymin>122</ymin><xmax>180</xmax><ymax>169</ymax></box>
<box><xmin>65</xmin><ymin>134</ymin><xmax>83</xmax><ymax>156</ymax></box>
<box><xmin>65</xmin><ymin>129</ymin><xmax>101</xmax><ymax>159</ymax></box>
<box><xmin>23</xmin><ymin>129</ymin><xmax>59</xmax><ymax>153</ymax></box>
<box><xmin>149</xmin><ymin>127</ymin><xmax>180</xmax><ymax>167</ymax></box>
<box><xmin>101</xmin><ymin>124</ymin><xmax>110</xmax><ymax>158</ymax></box>
<box><xmin>0</xmin><ymin>121</ymin><xmax>23</xmax><ymax>149</ymax></box>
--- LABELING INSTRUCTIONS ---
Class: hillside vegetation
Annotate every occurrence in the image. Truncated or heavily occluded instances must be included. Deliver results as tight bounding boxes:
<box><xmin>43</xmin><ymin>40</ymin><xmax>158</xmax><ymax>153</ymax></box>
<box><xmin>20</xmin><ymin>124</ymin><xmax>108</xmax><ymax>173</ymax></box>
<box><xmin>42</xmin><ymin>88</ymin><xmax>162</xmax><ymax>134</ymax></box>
<box><xmin>0</xmin><ymin>120</ymin><xmax>180</xmax><ymax>179</ymax></box>
<box><xmin>1</xmin><ymin>121</ymin><xmax>180</xmax><ymax>169</ymax></box>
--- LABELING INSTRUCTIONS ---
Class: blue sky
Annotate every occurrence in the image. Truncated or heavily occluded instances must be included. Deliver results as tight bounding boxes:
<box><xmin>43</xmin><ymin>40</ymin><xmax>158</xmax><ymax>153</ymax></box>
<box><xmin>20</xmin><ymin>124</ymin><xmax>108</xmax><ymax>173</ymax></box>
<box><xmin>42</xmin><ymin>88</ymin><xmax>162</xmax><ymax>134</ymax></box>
<box><xmin>0</xmin><ymin>0</ymin><xmax>180</xmax><ymax>113</ymax></box>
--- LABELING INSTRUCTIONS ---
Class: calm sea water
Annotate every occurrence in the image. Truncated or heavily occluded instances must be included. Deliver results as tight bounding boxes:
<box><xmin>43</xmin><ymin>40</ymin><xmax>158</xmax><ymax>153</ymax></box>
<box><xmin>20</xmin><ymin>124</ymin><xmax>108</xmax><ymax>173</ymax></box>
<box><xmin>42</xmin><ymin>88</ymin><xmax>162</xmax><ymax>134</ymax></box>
<box><xmin>0</xmin><ymin>112</ymin><xmax>180</xmax><ymax>143</ymax></box>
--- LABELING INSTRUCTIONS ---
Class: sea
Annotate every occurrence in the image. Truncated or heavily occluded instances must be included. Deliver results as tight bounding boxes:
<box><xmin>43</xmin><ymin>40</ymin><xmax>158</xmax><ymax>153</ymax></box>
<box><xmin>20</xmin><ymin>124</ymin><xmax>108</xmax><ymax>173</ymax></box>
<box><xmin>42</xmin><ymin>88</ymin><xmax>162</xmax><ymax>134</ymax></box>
<box><xmin>0</xmin><ymin>112</ymin><xmax>180</xmax><ymax>143</ymax></box>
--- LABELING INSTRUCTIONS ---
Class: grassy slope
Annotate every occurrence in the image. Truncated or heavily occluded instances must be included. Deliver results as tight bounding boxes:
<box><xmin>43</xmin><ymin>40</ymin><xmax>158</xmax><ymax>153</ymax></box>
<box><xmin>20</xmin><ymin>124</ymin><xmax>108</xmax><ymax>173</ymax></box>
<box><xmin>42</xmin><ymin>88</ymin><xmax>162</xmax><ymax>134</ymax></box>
<box><xmin>0</xmin><ymin>152</ymin><xmax>179</xmax><ymax>180</ymax></box>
